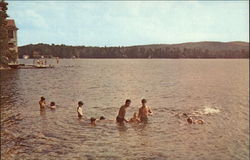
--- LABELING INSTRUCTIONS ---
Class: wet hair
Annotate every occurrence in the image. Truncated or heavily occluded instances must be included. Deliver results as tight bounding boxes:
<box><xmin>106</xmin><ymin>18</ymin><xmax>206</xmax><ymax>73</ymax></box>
<box><xmin>90</xmin><ymin>117</ymin><xmax>96</xmax><ymax>122</ymax></box>
<box><xmin>41</xmin><ymin>97</ymin><xmax>45</xmax><ymax>101</ymax></box>
<box><xmin>187</xmin><ymin>117</ymin><xmax>193</xmax><ymax>124</ymax></box>
<box><xmin>50</xmin><ymin>102</ymin><xmax>55</xmax><ymax>106</ymax></box>
<box><xmin>125</xmin><ymin>99</ymin><xmax>131</xmax><ymax>103</ymax></box>
<box><xmin>100</xmin><ymin>116</ymin><xmax>105</xmax><ymax>120</ymax></box>
<box><xmin>141</xmin><ymin>99</ymin><xmax>147</xmax><ymax>104</ymax></box>
<box><xmin>78</xmin><ymin>101</ymin><xmax>83</xmax><ymax>106</ymax></box>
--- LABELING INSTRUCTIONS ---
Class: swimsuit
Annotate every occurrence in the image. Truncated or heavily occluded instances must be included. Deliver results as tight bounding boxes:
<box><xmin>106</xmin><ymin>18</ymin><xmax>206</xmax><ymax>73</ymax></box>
<box><xmin>140</xmin><ymin>117</ymin><xmax>148</xmax><ymax>123</ymax></box>
<box><xmin>116</xmin><ymin>116</ymin><xmax>125</xmax><ymax>123</ymax></box>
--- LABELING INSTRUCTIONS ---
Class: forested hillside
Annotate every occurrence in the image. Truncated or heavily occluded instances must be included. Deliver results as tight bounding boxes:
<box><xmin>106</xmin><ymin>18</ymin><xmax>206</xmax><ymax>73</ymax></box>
<box><xmin>18</xmin><ymin>41</ymin><xmax>249</xmax><ymax>59</ymax></box>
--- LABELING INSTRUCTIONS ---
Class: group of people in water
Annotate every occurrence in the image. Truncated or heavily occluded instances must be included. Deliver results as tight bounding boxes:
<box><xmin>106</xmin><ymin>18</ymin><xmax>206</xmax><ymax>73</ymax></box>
<box><xmin>39</xmin><ymin>97</ymin><xmax>153</xmax><ymax>125</ymax></box>
<box><xmin>39</xmin><ymin>97</ymin><xmax>204</xmax><ymax>125</ymax></box>
<box><xmin>76</xmin><ymin>99</ymin><xmax>153</xmax><ymax>125</ymax></box>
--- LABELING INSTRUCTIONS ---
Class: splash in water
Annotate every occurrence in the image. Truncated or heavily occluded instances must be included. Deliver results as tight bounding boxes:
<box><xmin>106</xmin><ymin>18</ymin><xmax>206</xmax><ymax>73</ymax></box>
<box><xmin>202</xmin><ymin>106</ymin><xmax>220</xmax><ymax>115</ymax></box>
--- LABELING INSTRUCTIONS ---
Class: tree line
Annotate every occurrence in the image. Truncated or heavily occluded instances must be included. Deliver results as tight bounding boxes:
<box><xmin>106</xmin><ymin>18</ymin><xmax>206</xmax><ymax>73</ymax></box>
<box><xmin>19</xmin><ymin>43</ymin><xmax>249</xmax><ymax>59</ymax></box>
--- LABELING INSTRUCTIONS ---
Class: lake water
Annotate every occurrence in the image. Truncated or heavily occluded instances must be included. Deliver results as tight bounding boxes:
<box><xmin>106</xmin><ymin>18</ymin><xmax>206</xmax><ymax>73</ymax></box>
<box><xmin>0</xmin><ymin>59</ymin><xmax>249</xmax><ymax>160</ymax></box>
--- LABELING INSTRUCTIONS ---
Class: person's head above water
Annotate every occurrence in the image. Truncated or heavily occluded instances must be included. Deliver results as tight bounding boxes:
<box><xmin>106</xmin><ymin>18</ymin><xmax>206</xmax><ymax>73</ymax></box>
<box><xmin>41</xmin><ymin>97</ymin><xmax>45</xmax><ymax>101</ymax></box>
<box><xmin>125</xmin><ymin>99</ymin><xmax>131</xmax><ymax>107</ymax></box>
<box><xmin>187</xmin><ymin>117</ymin><xmax>193</xmax><ymax>124</ymax></box>
<box><xmin>141</xmin><ymin>99</ymin><xmax>147</xmax><ymax>106</ymax></box>
<box><xmin>78</xmin><ymin>101</ymin><xmax>83</xmax><ymax>106</ymax></box>
<box><xmin>90</xmin><ymin>117</ymin><xmax>96</xmax><ymax>123</ymax></box>
<box><xmin>50</xmin><ymin>102</ymin><xmax>55</xmax><ymax>106</ymax></box>
<box><xmin>100</xmin><ymin>116</ymin><xmax>105</xmax><ymax>120</ymax></box>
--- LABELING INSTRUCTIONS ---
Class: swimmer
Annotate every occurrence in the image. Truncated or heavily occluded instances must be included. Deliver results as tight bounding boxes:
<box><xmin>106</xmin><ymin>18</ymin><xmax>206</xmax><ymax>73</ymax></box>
<box><xmin>50</xmin><ymin>102</ymin><xmax>56</xmax><ymax>110</ymax></box>
<box><xmin>138</xmin><ymin>99</ymin><xmax>153</xmax><ymax>122</ymax></box>
<box><xmin>195</xmin><ymin>119</ymin><xmax>205</xmax><ymax>124</ymax></box>
<box><xmin>39</xmin><ymin>97</ymin><xmax>46</xmax><ymax>110</ymax></box>
<box><xmin>187</xmin><ymin>116</ymin><xmax>204</xmax><ymax>124</ymax></box>
<box><xmin>187</xmin><ymin>117</ymin><xmax>194</xmax><ymax>124</ymax></box>
<box><xmin>129</xmin><ymin>112</ymin><xmax>140</xmax><ymax>123</ymax></box>
<box><xmin>77</xmin><ymin>101</ymin><xmax>84</xmax><ymax>118</ymax></box>
<box><xmin>90</xmin><ymin>117</ymin><xmax>96</xmax><ymax>125</ymax></box>
<box><xmin>116</xmin><ymin>99</ymin><xmax>131</xmax><ymax>124</ymax></box>
<box><xmin>100</xmin><ymin>116</ymin><xmax>106</xmax><ymax>120</ymax></box>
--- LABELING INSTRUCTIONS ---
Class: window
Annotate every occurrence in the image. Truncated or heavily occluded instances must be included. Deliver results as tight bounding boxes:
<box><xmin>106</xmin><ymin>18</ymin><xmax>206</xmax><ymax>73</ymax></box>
<box><xmin>8</xmin><ymin>43</ymin><xmax>14</xmax><ymax>48</ymax></box>
<box><xmin>8</xmin><ymin>30</ymin><xmax>14</xmax><ymax>38</ymax></box>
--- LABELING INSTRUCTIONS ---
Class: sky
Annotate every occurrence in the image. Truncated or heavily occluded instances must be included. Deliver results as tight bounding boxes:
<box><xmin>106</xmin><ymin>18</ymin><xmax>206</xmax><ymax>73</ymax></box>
<box><xmin>7</xmin><ymin>1</ymin><xmax>249</xmax><ymax>47</ymax></box>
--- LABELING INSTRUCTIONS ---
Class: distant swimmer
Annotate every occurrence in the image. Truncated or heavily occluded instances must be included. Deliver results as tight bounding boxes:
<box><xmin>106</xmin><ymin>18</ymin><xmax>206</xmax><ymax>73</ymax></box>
<box><xmin>50</xmin><ymin>102</ymin><xmax>56</xmax><ymax>110</ymax></box>
<box><xmin>90</xmin><ymin>117</ymin><xmax>97</xmax><ymax>125</ymax></box>
<box><xmin>77</xmin><ymin>101</ymin><xmax>84</xmax><ymax>118</ymax></box>
<box><xmin>129</xmin><ymin>112</ymin><xmax>140</xmax><ymax>123</ymax></box>
<box><xmin>97</xmin><ymin>116</ymin><xmax>114</xmax><ymax>123</ymax></box>
<box><xmin>39</xmin><ymin>97</ymin><xmax>46</xmax><ymax>110</ymax></box>
<box><xmin>100</xmin><ymin>116</ymin><xmax>105</xmax><ymax>120</ymax></box>
<box><xmin>138</xmin><ymin>99</ymin><xmax>153</xmax><ymax>122</ymax></box>
<box><xmin>116</xmin><ymin>99</ymin><xmax>131</xmax><ymax>124</ymax></box>
<box><xmin>187</xmin><ymin>116</ymin><xmax>204</xmax><ymax>124</ymax></box>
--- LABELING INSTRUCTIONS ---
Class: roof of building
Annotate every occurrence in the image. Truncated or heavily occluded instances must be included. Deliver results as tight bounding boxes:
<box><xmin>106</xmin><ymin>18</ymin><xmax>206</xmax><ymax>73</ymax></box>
<box><xmin>6</xmin><ymin>19</ymin><xmax>18</xmax><ymax>30</ymax></box>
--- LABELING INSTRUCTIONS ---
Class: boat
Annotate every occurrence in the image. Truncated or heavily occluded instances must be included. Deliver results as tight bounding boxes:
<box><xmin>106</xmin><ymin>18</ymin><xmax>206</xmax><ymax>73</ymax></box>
<box><xmin>33</xmin><ymin>64</ymin><xmax>54</xmax><ymax>69</ymax></box>
<box><xmin>8</xmin><ymin>64</ymin><xmax>19</xmax><ymax>69</ymax></box>
<box><xmin>8</xmin><ymin>62</ymin><xmax>19</xmax><ymax>69</ymax></box>
<box><xmin>33</xmin><ymin>58</ymin><xmax>54</xmax><ymax>69</ymax></box>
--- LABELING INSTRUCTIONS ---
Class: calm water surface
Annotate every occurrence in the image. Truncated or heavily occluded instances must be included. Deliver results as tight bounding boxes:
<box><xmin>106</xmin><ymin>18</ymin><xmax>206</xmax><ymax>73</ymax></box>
<box><xmin>0</xmin><ymin>59</ymin><xmax>249</xmax><ymax>160</ymax></box>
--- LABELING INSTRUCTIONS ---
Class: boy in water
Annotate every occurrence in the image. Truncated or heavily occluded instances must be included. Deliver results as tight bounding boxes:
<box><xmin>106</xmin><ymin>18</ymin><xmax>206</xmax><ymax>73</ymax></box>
<box><xmin>50</xmin><ymin>102</ymin><xmax>56</xmax><ymax>110</ymax></box>
<box><xmin>129</xmin><ymin>112</ymin><xmax>140</xmax><ymax>123</ymax></box>
<box><xmin>90</xmin><ymin>117</ymin><xmax>97</xmax><ymax>125</ymax></box>
<box><xmin>77</xmin><ymin>101</ymin><xmax>84</xmax><ymax>118</ymax></box>
<box><xmin>116</xmin><ymin>99</ymin><xmax>131</xmax><ymax>124</ymax></box>
<box><xmin>187</xmin><ymin>116</ymin><xmax>204</xmax><ymax>124</ymax></box>
<box><xmin>39</xmin><ymin>97</ymin><xmax>46</xmax><ymax>110</ymax></box>
<box><xmin>138</xmin><ymin>99</ymin><xmax>153</xmax><ymax>122</ymax></box>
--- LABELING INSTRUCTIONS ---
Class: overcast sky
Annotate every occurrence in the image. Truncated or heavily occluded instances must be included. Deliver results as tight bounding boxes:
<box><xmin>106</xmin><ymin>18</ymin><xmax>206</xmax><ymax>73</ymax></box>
<box><xmin>7</xmin><ymin>1</ymin><xmax>249</xmax><ymax>47</ymax></box>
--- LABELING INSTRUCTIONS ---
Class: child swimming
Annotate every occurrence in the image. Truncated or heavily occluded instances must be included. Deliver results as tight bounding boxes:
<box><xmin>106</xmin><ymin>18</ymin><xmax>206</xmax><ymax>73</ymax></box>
<box><xmin>187</xmin><ymin>116</ymin><xmax>204</xmax><ymax>124</ymax></box>
<box><xmin>129</xmin><ymin>112</ymin><xmax>140</xmax><ymax>123</ymax></box>
<box><xmin>50</xmin><ymin>102</ymin><xmax>56</xmax><ymax>110</ymax></box>
<box><xmin>90</xmin><ymin>117</ymin><xmax>96</xmax><ymax>125</ymax></box>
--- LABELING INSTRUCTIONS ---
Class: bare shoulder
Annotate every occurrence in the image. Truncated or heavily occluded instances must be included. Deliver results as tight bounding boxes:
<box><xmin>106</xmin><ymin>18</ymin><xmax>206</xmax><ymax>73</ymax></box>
<box><xmin>147</xmin><ymin>106</ymin><xmax>152</xmax><ymax>110</ymax></box>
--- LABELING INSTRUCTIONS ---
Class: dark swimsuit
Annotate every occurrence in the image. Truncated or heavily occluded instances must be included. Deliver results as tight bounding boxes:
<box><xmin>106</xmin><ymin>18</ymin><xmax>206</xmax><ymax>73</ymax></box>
<box><xmin>116</xmin><ymin>116</ymin><xmax>125</xmax><ymax>123</ymax></box>
<box><xmin>140</xmin><ymin>117</ymin><xmax>148</xmax><ymax>123</ymax></box>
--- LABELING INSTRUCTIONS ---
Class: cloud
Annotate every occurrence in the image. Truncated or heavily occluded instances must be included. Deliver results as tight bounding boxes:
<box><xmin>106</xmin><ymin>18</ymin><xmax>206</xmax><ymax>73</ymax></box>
<box><xmin>7</xmin><ymin>1</ymin><xmax>249</xmax><ymax>46</ymax></box>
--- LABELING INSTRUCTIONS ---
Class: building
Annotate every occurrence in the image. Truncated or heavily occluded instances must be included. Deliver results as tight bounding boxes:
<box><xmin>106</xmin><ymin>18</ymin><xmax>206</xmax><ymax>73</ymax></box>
<box><xmin>6</xmin><ymin>19</ymin><xmax>18</xmax><ymax>53</ymax></box>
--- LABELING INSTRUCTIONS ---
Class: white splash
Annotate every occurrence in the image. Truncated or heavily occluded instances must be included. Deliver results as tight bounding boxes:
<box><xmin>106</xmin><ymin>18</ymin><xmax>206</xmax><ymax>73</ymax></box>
<box><xmin>203</xmin><ymin>106</ymin><xmax>220</xmax><ymax>115</ymax></box>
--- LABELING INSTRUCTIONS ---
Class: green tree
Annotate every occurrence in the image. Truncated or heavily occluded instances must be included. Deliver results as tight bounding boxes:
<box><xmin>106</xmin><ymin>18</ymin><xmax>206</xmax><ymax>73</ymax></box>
<box><xmin>0</xmin><ymin>0</ymin><xmax>17</xmax><ymax>66</ymax></box>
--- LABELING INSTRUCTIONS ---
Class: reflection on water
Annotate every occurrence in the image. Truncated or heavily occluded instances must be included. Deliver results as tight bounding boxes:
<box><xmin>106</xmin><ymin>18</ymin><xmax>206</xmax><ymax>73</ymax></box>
<box><xmin>0</xmin><ymin>59</ymin><xmax>249</xmax><ymax>160</ymax></box>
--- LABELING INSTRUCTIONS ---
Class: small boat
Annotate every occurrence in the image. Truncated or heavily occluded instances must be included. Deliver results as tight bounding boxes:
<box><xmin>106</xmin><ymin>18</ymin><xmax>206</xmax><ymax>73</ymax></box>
<box><xmin>8</xmin><ymin>62</ymin><xmax>20</xmax><ymax>69</ymax></box>
<box><xmin>33</xmin><ymin>58</ymin><xmax>54</xmax><ymax>69</ymax></box>
<box><xmin>33</xmin><ymin>64</ymin><xmax>54</xmax><ymax>69</ymax></box>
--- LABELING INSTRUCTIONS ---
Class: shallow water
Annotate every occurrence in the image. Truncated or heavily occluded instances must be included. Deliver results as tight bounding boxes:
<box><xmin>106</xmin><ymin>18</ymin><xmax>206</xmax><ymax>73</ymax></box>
<box><xmin>1</xmin><ymin>59</ymin><xmax>249</xmax><ymax>160</ymax></box>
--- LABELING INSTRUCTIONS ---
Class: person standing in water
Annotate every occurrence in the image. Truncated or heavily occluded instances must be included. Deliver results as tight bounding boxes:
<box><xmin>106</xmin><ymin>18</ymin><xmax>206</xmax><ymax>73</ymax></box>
<box><xmin>116</xmin><ymin>99</ymin><xmax>131</xmax><ymax>124</ymax></box>
<box><xmin>77</xmin><ymin>101</ymin><xmax>84</xmax><ymax>118</ymax></box>
<box><xmin>138</xmin><ymin>99</ymin><xmax>153</xmax><ymax>122</ymax></box>
<box><xmin>39</xmin><ymin>97</ymin><xmax>46</xmax><ymax>110</ymax></box>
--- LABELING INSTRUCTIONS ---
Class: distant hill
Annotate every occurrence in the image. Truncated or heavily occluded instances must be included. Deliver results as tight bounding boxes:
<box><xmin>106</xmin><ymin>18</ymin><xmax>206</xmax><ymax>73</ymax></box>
<box><xmin>18</xmin><ymin>41</ymin><xmax>249</xmax><ymax>59</ymax></box>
